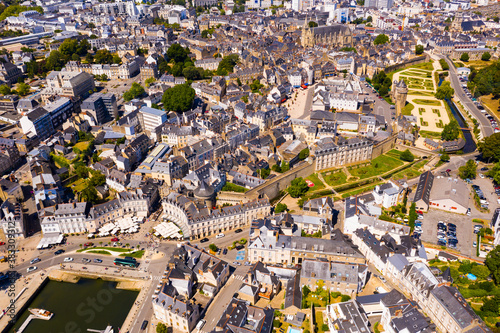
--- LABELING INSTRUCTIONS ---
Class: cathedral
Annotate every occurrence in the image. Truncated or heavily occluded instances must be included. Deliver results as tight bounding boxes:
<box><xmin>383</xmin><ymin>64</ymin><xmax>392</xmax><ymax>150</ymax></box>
<box><xmin>300</xmin><ymin>22</ymin><xmax>353</xmax><ymax>48</ymax></box>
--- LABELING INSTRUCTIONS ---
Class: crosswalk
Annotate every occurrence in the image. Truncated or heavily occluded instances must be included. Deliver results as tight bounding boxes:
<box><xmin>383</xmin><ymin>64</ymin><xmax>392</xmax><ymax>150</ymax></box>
<box><xmin>232</xmin><ymin>274</ymin><xmax>245</xmax><ymax>281</ymax></box>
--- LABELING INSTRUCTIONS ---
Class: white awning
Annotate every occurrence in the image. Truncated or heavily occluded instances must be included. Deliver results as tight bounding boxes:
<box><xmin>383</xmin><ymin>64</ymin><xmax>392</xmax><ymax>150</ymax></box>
<box><xmin>36</xmin><ymin>233</ymin><xmax>64</xmax><ymax>249</ymax></box>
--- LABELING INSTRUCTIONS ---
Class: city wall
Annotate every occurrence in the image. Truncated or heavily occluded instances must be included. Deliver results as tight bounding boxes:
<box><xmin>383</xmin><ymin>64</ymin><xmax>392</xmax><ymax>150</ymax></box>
<box><xmin>384</xmin><ymin>54</ymin><xmax>430</xmax><ymax>73</ymax></box>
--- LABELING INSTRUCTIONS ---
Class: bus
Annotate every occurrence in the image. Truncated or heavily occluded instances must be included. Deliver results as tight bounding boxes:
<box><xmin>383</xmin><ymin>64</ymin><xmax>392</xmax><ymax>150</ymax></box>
<box><xmin>114</xmin><ymin>257</ymin><xmax>138</xmax><ymax>268</ymax></box>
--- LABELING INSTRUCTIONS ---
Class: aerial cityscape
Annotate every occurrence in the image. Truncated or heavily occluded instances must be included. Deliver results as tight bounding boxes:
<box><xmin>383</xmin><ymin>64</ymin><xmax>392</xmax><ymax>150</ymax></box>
<box><xmin>0</xmin><ymin>0</ymin><xmax>500</xmax><ymax>332</ymax></box>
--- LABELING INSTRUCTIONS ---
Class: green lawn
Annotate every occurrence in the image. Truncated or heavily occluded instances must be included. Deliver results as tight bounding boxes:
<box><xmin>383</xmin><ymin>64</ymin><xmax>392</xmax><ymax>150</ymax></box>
<box><xmin>410</xmin><ymin>61</ymin><xmax>434</xmax><ymax>71</ymax></box>
<box><xmin>221</xmin><ymin>182</ymin><xmax>247</xmax><ymax>193</ymax></box>
<box><xmin>305</xmin><ymin>174</ymin><xmax>325</xmax><ymax>191</ymax></box>
<box><xmin>402</xmin><ymin>102</ymin><xmax>415</xmax><ymax>116</ymax></box>
<box><xmin>413</xmin><ymin>99</ymin><xmax>442</xmax><ymax>106</ymax></box>
<box><xmin>408</xmin><ymin>90</ymin><xmax>435</xmax><ymax>97</ymax></box>
<box><xmin>86</xmin><ymin>250</ymin><xmax>111</xmax><ymax>255</ymax></box>
<box><xmin>341</xmin><ymin>182</ymin><xmax>382</xmax><ymax>198</ymax></box>
<box><xmin>386</xmin><ymin>149</ymin><xmax>402</xmax><ymax>158</ymax></box>
<box><xmin>77</xmin><ymin>246</ymin><xmax>134</xmax><ymax>253</ymax></box>
<box><xmin>321</xmin><ymin>171</ymin><xmax>347</xmax><ymax>187</ymax></box>
<box><xmin>349</xmin><ymin>155</ymin><xmax>404</xmax><ymax>179</ymax></box>
<box><xmin>419</xmin><ymin>130</ymin><xmax>442</xmax><ymax>139</ymax></box>
<box><xmin>69</xmin><ymin>178</ymin><xmax>88</xmax><ymax>192</ymax></box>
<box><xmin>119</xmin><ymin>250</ymin><xmax>144</xmax><ymax>258</ymax></box>
<box><xmin>74</xmin><ymin>141</ymin><xmax>90</xmax><ymax>151</ymax></box>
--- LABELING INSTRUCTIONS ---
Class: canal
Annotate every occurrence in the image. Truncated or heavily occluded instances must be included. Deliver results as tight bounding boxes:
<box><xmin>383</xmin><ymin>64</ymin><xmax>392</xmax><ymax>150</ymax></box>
<box><xmin>8</xmin><ymin>278</ymin><xmax>138</xmax><ymax>333</ymax></box>
<box><xmin>438</xmin><ymin>78</ymin><xmax>476</xmax><ymax>153</ymax></box>
<box><xmin>444</xmin><ymin>98</ymin><xmax>477</xmax><ymax>154</ymax></box>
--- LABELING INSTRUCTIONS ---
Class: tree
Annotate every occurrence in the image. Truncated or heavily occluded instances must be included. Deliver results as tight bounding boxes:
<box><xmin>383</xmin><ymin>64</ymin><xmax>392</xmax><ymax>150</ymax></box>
<box><xmin>259</xmin><ymin>168</ymin><xmax>270</xmax><ymax>179</ymax></box>
<box><xmin>415</xmin><ymin>45</ymin><xmax>424</xmax><ymax>55</ymax></box>
<box><xmin>208</xmin><ymin>243</ymin><xmax>218</xmax><ymax>252</ymax></box>
<box><xmin>308</xmin><ymin>21</ymin><xmax>318</xmax><ymax>27</ymax></box>
<box><xmin>441</xmin><ymin>120</ymin><xmax>460</xmax><ymax>141</ymax></box>
<box><xmin>216</xmin><ymin>54</ymin><xmax>239</xmax><ymax>75</ymax></box>
<box><xmin>486</xmin><ymin>245</ymin><xmax>500</xmax><ymax>284</ymax></box>
<box><xmin>459</xmin><ymin>159</ymin><xmax>477</xmax><ymax>180</ymax></box>
<box><xmin>460</xmin><ymin>53</ymin><xmax>470</xmax><ymax>62</ymax></box>
<box><xmin>458</xmin><ymin>260</ymin><xmax>473</xmax><ymax>274</ymax></box>
<box><xmin>112</xmin><ymin>54</ymin><xmax>122</xmax><ymax>64</ymax></box>
<box><xmin>236</xmin><ymin>78</ymin><xmax>242</xmax><ymax>86</ymax></box>
<box><xmin>275</xmin><ymin>203</ymin><xmax>288</xmax><ymax>214</ymax></box>
<box><xmin>480</xmin><ymin>133</ymin><xmax>500</xmax><ymax>162</ymax></box>
<box><xmin>145</xmin><ymin>77</ymin><xmax>156</xmax><ymax>88</ymax></box>
<box><xmin>439</xmin><ymin>59</ymin><xmax>450</xmax><ymax>70</ymax></box>
<box><xmin>299</xmin><ymin>148</ymin><xmax>309</xmax><ymax>160</ymax></box>
<box><xmin>123</xmin><ymin>82</ymin><xmax>145</xmax><ymax>101</ymax></box>
<box><xmin>167</xmin><ymin>43</ymin><xmax>189</xmax><ymax>63</ymax></box>
<box><xmin>75</xmin><ymin>165</ymin><xmax>89</xmax><ymax>178</ymax></box>
<box><xmin>435</xmin><ymin>81</ymin><xmax>454</xmax><ymax>100</ymax></box>
<box><xmin>183</xmin><ymin>66</ymin><xmax>201</xmax><ymax>80</ymax></box>
<box><xmin>0</xmin><ymin>84</ymin><xmax>11</xmax><ymax>95</ymax></box>
<box><xmin>156</xmin><ymin>323</ymin><xmax>168</xmax><ymax>333</ymax></box>
<box><xmin>373</xmin><ymin>34</ymin><xmax>389</xmax><ymax>45</ymax></box>
<box><xmin>80</xmin><ymin>187</ymin><xmax>98</xmax><ymax>203</ymax></box>
<box><xmin>161</xmin><ymin>83</ymin><xmax>195</xmax><ymax>113</ymax></box>
<box><xmin>471</xmin><ymin>265</ymin><xmax>490</xmax><ymax>280</ymax></box>
<box><xmin>408</xmin><ymin>202</ymin><xmax>417</xmax><ymax>230</ymax></box>
<box><xmin>287</xmin><ymin>177</ymin><xmax>309</xmax><ymax>198</ymax></box>
<box><xmin>93</xmin><ymin>49</ymin><xmax>113</xmax><ymax>64</ymax></box>
<box><xmin>482</xmin><ymin>52</ymin><xmax>491</xmax><ymax>61</ymax></box>
<box><xmin>17</xmin><ymin>82</ymin><xmax>30</xmax><ymax>96</ymax></box>
<box><xmin>481</xmin><ymin>297</ymin><xmax>499</xmax><ymax>315</ymax></box>
<box><xmin>89</xmin><ymin>171</ymin><xmax>106</xmax><ymax>187</ymax></box>
<box><xmin>400</xmin><ymin>149</ymin><xmax>414</xmax><ymax>162</ymax></box>
<box><xmin>440</xmin><ymin>152</ymin><xmax>450</xmax><ymax>162</ymax></box>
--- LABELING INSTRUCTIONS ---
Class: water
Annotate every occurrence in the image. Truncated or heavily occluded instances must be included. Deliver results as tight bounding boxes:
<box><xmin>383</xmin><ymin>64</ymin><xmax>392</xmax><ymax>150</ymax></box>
<box><xmin>438</xmin><ymin>78</ymin><xmax>477</xmax><ymax>154</ymax></box>
<box><xmin>8</xmin><ymin>278</ymin><xmax>138</xmax><ymax>333</ymax></box>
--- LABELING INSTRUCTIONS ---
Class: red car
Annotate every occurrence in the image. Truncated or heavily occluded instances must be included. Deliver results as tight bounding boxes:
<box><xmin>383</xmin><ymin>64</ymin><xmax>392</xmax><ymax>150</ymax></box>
<box><xmin>111</xmin><ymin>237</ymin><xmax>119</xmax><ymax>242</ymax></box>
<box><xmin>84</xmin><ymin>242</ymin><xmax>93</xmax><ymax>247</ymax></box>
<box><xmin>0</xmin><ymin>242</ymin><xmax>5</xmax><ymax>245</ymax></box>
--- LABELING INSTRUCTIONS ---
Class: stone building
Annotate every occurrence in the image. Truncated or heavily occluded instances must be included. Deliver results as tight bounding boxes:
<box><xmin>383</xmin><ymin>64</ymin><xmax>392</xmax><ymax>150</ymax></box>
<box><xmin>301</xmin><ymin>23</ymin><xmax>353</xmax><ymax>48</ymax></box>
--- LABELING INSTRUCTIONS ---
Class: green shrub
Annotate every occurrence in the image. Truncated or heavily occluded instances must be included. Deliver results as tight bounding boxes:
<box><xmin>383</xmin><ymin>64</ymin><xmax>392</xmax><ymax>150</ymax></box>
<box><xmin>340</xmin><ymin>295</ymin><xmax>351</xmax><ymax>302</ymax></box>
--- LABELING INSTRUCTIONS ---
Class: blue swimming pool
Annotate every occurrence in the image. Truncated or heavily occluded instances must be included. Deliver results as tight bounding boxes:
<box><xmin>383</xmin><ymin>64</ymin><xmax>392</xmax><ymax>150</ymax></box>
<box><xmin>287</xmin><ymin>327</ymin><xmax>302</xmax><ymax>333</ymax></box>
<box><xmin>467</xmin><ymin>273</ymin><xmax>477</xmax><ymax>281</ymax></box>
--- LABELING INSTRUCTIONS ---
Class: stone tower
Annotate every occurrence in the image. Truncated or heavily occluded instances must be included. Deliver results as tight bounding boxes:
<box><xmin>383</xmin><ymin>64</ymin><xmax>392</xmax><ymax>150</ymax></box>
<box><xmin>393</xmin><ymin>79</ymin><xmax>408</xmax><ymax>117</ymax></box>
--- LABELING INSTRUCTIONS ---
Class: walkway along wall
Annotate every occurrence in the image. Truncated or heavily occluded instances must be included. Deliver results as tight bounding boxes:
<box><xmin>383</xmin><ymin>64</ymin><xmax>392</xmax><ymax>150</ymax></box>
<box><xmin>384</xmin><ymin>54</ymin><xmax>430</xmax><ymax>73</ymax></box>
<box><xmin>222</xmin><ymin>160</ymin><xmax>316</xmax><ymax>203</ymax></box>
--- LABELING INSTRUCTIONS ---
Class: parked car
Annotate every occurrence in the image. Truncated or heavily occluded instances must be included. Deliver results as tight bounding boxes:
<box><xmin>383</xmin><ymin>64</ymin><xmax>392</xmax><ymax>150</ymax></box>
<box><xmin>141</xmin><ymin>320</ymin><xmax>148</xmax><ymax>330</ymax></box>
<box><xmin>473</xmin><ymin>241</ymin><xmax>477</xmax><ymax>248</ymax></box>
<box><xmin>235</xmin><ymin>229</ymin><xmax>243</xmax><ymax>233</ymax></box>
<box><xmin>82</xmin><ymin>258</ymin><xmax>91</xmax><ymax>263</ymax></box>
<box><xmin>216</xmin><ymin>233</ymin><xmax>225</xmax><ymax>239</ymax></box>
<box><xmin>64</xmin><ymin>257</ymin><xmax>73</xmax><ymax>262</ymax></box>
<box><xmin>222</xmin><ymin>248</ymin><xmax>228</xmax><ymax>255</ymax></box>
<box><xmin>111</xmin><ymin>237</ymin><xmax>119</xmax><ymax>242</ymax></box>
<box><xmin>30</xmin><ymin>258</ymin><xmax>41</xmax><ymax>264</ymax></box>
<box><xmin>93</xmin><ymin>259</ymin><xmax>103</xmax><ymax>263</ymax></box>
<box><xmin>54</xmin><ymin>249</ymin><xmax>65</xmax><ymax>255</ymax></box>
<box><xmin>200</xmin><ymin>238</ymin><xmax>209</xmax><ymax>243</ymax></box>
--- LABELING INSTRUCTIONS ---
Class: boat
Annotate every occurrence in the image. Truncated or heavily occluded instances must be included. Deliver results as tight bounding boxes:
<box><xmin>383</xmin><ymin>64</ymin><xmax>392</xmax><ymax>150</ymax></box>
<box><xmin>29</xmin><ymin>308</ymin><xmax>53</xmax><ymax>320</ymax></box>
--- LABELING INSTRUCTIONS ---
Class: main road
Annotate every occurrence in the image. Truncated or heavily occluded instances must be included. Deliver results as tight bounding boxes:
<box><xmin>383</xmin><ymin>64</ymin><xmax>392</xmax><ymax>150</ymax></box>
<box><xmin>439</xmin><ymin>55</ymin><xmax>494</xmax><ymax>138</ymax></box>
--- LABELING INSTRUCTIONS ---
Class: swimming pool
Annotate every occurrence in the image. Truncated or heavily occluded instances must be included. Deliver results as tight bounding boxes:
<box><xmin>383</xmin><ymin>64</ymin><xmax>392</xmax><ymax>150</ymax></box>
<box><xmin>287</xmin><ymin>327</ymin><xmax>302</xmax><ymax>333</ymax></box>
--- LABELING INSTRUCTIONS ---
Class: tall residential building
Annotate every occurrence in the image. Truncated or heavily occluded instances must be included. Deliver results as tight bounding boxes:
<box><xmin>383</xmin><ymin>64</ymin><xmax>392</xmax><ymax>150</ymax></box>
<box><xmin>20</xmin><ymin>107</ymin><xmax>55</xmax><ymax>140</ymax></box>
<box><xmin>138</xmin><ymin>106</ymin><xmax>168</xmax><ymax>132</ymax></box>
<box><xmin>42</xmin><ymin>71</ymin><xmax>95</xmax><ymax>103</ymax></box>
<box><xmin>81</xmin><ymin>93</ymin><xmax>118</xmax><ymax>125</ymax></box>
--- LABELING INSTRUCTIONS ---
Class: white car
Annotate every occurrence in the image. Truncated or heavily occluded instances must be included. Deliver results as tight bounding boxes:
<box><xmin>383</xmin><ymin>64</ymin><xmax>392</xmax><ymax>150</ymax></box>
<box><xmin>63</xmin><ymin>257</ymin><xmax>73</xmax><ymax>262</ymax></box>
<box><xmin>216</xmin><ymin>233</ymin><xmax>225</xmax><ymax>239</ymax></box>
<box><xmin>479</xmin><ymin>174</ymin><xmax>485</xmax><ymax>179</ymax></box>
<box><xmin>27</xmin><ymin>266</ymin><xmax>37</xmax><ymax>273</ymax></box>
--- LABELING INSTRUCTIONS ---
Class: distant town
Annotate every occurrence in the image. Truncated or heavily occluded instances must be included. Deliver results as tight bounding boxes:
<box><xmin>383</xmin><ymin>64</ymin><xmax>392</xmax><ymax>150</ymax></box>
<box><xmin>1</xmin><ymin>0</ymin><xmax>500</xmax><ymax>332</ymax></box>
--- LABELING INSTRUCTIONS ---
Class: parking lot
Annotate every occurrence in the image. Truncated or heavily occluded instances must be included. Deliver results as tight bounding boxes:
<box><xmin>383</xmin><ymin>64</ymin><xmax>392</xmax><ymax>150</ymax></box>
<box><xmin>420</xmin><ymin>167</ymin><xmax>498</xmax><ymax>258</ymax></box>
